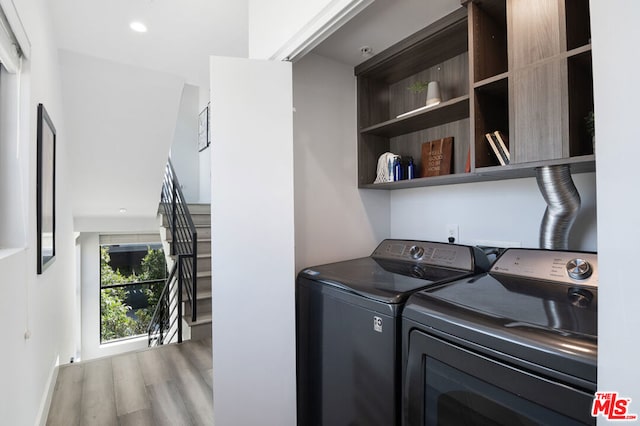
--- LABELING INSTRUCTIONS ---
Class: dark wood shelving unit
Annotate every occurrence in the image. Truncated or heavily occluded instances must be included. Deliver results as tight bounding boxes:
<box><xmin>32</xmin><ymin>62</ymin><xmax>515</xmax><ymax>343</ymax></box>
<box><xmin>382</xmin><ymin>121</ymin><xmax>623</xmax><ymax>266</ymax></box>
<box><xmin>356</xmin><ymin>8</ymin><xmax>470</xmax><ymax>186</ymax></box>
<box><xmin>356</xmin><ymin>1</ymin><xmax>594</xmax><ymax>190</ymax></box>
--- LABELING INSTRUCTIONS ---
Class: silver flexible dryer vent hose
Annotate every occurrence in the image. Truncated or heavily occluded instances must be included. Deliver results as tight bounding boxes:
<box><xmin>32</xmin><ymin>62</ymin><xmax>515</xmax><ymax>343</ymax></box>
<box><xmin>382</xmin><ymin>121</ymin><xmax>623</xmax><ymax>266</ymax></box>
<box><xmin>535</xmin><ymin>165</ymin><xmax>581</xmax><ymax>250</ymax></box>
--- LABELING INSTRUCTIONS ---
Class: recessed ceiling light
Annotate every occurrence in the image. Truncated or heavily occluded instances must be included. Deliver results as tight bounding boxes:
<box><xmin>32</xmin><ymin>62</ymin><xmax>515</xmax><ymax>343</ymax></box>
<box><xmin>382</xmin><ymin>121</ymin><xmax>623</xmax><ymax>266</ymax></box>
<box><xmin>119</xmin><ymin>208</ymin><xmax>127</xmax><ymax>214</ymax></box>
<box><xmin>130</xmin><ymin>21</ymin><xmax>148</xmax><ymax>33</ymax></box>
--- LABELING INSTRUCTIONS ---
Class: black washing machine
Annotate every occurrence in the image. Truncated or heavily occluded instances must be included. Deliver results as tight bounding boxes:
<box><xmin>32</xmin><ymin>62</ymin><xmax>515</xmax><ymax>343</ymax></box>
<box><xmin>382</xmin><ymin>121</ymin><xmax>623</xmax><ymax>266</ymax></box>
<box><xmin>402</xmin><ymin>248</ymin><xmax>598</xmax><ymax>425</ymax></box>
<box><xmin>296</xmin><ymin>239</ymin><xmax>491</xmax><ymax>426</ymax></box>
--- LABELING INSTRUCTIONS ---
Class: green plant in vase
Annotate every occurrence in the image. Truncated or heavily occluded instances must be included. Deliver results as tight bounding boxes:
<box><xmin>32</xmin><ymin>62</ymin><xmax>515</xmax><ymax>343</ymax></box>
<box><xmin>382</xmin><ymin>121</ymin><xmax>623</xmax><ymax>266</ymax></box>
<box><xmin>408</xmin><ymin>80</ymin><xmax>441</xmax><ymax>107</ymax></box>
<box><xmin>408</xmin><ymin>81</ymin><xmax>431</xmax><ymax>94</ymax></box>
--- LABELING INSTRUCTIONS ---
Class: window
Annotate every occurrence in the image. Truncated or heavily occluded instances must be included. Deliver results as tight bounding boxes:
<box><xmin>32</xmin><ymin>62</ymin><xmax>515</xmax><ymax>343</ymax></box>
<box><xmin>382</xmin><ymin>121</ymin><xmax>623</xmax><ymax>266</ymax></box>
<box><xmin>0</xmin><ymin>1</ymin><xmax>28</xmax><ymax>251</ymax></box>
<box><xmin>100</xmin><ymin>242</ymin><xmax>167</xmax><ymax>343</ymax></box>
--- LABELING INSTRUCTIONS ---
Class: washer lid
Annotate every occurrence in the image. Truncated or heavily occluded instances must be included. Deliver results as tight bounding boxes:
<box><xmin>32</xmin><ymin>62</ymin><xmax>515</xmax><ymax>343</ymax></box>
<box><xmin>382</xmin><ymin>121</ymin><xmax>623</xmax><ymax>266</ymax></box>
<box><xmin>406</xmin><ymin>273</ymin><xmax>597</xmax><ymax>336</ymax></box>
<box><xmin>299</xmin><ymin>257</ymin><xmax>470</xmax><ymax>304</ymax></box>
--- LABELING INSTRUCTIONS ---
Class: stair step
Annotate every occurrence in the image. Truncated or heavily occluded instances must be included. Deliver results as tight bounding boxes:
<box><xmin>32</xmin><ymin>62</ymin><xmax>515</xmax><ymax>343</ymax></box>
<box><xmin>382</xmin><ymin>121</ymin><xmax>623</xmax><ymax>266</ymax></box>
<box><xmin>197</xmin><ymin>273</ymin><xmax>211</xmax><ymax>288</ymax></box>
<box><xmin>170</xmin><ymin>253</ymin><xmax>210</xmax><ymax>273</ymax></box>
<box><xmin>167</xmin><ymin>226</ymin><xmax>211</xmax><ymax>240</ymax></box>
<box><xmin>196</xmin><ymin>254</ymin><xmax>211</xmax><ymax>273</ymax></box>
<box><xmin>184</xmin><ymin>296</ymin><xmax>212</xmax><ymax>316</ymax></box>
<box><xmin>182</xmin><ymin>309</ymin><xmax>212</xmax><ymax>341</ymax></box>
<box><xmin>184</xmin><ymin>204</ymin><xmax>211</xmax><ymax>215</ymax></box>
<box><xmin>162</xmin><ymin>213</ymin><xmax>210</xmax><ymax>227</ymax></box>
<box><xmin>158</xmin><ymin>203</ymin><xmax>210</xmax><ymax>215</ymax></box>
<box><xmin>184</xmin><ymin>310</ymin><xmax>212</xmax><ymax>327</ymax></box>
<box><xmin>188</xmin><ymin>322</ymin><xmax>212</xmax><ymax>341</ymax></box>
<box><xmin>168</xmin><ymin>239</ymin><xmax>211</xmax><ymax>254</ymax></box>
<box><xmin>182</xmin><ymin>282</ymin><xmax>211</xmax><ymax>300</ymax></box>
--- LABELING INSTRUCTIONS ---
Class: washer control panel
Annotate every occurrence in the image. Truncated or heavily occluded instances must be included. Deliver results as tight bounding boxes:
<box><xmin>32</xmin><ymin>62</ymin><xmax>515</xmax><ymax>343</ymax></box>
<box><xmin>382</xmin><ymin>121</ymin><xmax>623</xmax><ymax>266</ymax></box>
<box><xmin>492</xmin><ymin>249</ymin><xmax>598</xmax><ymax>287</ymax></box>
<box><xmin>372</xmin><ymin>239</ymin><xmax>473</xmax><ymax>271</ymax></box>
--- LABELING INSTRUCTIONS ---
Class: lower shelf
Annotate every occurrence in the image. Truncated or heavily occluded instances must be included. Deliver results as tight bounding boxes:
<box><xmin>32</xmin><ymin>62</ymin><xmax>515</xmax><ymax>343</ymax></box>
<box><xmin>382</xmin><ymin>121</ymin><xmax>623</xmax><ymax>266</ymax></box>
<box><xmin>359</xmin><ymin>155</ymin><xmax>595</xmax><ymax>189</ymax></box>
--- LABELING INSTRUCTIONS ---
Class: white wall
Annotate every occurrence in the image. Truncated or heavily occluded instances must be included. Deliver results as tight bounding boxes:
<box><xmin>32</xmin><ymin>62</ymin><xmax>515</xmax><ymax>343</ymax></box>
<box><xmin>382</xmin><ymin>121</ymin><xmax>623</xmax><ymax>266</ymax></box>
<box><xmin>170</xmin><ymin>84</ymin><xmax>200</xmax><ymax>202</ymax></box>
<box><xmin>293</xmin><ymin>53</ymin><xmax>390</xmax><ymax>270</ymax></box>
<box><xmin>58</xmin><ymin>50</ymin><xmax>185</xmax><ymax>218</ymax></box>
<box><xmin>591</xmin><ymin>0</ymin><xmax>640</xmax><ymax>414</ymax></box>
<box><xmin>390</xmin><ymin>173</ymin><xmax>597</xmax><ymax>251</ymax></box>
<box><xmin>0</xmin><ymin>0</ymin><xmax>76</xmax><ymax>423</ymax></box>
<box><xmin>199</xmin><ymin>146</ymin><xmax>211</xmax><ymax>203</ymax></box>
<box><xmin>210</xmin><ymin>56</ymin><xmax>295</xmax><ymax>426</ymax></box>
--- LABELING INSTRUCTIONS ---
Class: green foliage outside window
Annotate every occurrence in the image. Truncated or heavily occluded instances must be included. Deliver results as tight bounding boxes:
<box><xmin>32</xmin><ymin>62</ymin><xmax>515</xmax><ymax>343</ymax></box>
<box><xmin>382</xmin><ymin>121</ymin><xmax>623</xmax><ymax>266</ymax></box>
<box><xmin>100</xmin><ymin>246</ymin><xmax>166</xmax><ymax>342</ymax></box>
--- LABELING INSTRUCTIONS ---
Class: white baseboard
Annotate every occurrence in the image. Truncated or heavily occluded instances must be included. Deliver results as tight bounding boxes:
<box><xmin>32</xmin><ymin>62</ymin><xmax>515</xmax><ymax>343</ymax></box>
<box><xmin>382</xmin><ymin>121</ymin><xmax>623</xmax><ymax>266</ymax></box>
<box><xmin>35</xmin><ymin>356</ymin><xmax>59</xmax><ymax>426</ymax></box>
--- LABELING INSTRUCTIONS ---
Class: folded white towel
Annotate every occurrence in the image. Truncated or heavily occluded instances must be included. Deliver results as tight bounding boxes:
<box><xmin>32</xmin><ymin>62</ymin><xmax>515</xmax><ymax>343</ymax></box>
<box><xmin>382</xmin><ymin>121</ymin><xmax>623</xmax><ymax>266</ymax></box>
<box><xmin>374</xmin><ymin>152</ymin><xmax>400</xmax><ymax>183</ymax></box>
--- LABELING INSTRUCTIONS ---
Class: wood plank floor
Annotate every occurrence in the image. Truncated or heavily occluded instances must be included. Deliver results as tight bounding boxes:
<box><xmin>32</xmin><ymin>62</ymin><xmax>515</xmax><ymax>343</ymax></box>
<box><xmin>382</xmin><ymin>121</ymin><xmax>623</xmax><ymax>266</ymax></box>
<box><xmin>46</xmin><ymin>339</ymin><xmax>213</xmax><ymax>426</ymax></box>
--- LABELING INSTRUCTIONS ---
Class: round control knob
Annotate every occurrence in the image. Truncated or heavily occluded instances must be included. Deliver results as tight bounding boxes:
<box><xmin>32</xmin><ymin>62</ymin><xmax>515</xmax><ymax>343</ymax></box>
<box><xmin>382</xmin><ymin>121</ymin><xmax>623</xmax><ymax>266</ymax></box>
<box><xmin>566</xmin><ymin>258</ymin><xmax>592</xmax><ymax>280</ymax></box>
<box><xmin>409</xmin><ymin>245</ymin><xmax>425</xmax><ymax>260</ymax></box>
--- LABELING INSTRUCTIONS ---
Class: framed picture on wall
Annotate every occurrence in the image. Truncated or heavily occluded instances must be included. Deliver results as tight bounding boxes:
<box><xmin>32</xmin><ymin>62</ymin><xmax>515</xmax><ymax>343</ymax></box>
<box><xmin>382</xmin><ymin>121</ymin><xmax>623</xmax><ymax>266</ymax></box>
<box><xmin>198</xmin><ymin>102</ymin><xmax>210</xmax><ymax>152</ymax></box>
<box><xmin>37</xmin><ymin>103</ymin><xmax>56</xmax><ymax>274</ymax></box>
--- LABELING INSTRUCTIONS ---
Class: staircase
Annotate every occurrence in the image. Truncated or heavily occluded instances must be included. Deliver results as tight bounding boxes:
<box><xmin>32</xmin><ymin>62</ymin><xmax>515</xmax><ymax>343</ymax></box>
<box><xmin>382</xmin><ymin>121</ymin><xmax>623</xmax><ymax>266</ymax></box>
<box><xmin>159</xmin><ymin>203</ymin><xmax>212</xmax><ymax>341</ymax></box>
<box><xmin>148</xmin><ymin>160</ymin><xmax>211</xmax><ymax>346</ymax></box>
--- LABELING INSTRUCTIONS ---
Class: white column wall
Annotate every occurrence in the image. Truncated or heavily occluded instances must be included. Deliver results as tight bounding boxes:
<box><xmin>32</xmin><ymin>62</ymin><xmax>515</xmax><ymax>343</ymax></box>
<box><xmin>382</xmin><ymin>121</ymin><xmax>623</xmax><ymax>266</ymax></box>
<box><xmin>591</xmin><ymin>0</ymin><xmax>640</xmax><ymax>415</ymax></box>
<box><xmin>210</xmin><ymin>56</ymin><xmax>296</xmax><ymax>426</ymax></box>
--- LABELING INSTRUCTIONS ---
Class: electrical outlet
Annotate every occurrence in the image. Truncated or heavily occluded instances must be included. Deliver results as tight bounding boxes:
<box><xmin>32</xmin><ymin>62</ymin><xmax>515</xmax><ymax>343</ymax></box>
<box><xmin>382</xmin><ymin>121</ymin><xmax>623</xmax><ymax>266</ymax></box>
<box><xmin>446</xmin><ymin>224</ymin><xmax>459</xmax><ymax>243</ymax></box>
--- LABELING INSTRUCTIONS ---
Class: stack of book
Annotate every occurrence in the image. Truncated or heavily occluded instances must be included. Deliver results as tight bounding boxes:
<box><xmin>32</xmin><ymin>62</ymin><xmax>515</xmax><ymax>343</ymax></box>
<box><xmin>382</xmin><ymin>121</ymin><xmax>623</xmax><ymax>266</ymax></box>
<box><xmin>485</xmin><ymin>131</ymin><xmax>510</xmax><ymax>166</ymax></box>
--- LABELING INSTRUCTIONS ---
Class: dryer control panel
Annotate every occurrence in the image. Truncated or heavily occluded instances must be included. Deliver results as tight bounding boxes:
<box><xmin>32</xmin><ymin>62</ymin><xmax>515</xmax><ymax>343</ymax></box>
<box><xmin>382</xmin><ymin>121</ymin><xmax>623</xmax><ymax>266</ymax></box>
<box><xmin>492</xmin><ymin>248</ymin><xmax>598</xmax><ymax>287</ymax></box>
<box><xmin>371</xmin><ymin>239</ymin><xmax>474</xmax><ymax>271</ymax></box>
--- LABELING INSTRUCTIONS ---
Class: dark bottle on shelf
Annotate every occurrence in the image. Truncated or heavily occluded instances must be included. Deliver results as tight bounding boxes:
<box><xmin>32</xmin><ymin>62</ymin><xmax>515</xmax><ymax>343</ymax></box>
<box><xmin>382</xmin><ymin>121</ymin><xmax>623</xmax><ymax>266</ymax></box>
<box><xmin>394</xmin><ymin>158</ymin><xmax>403</xmax><ymax>181</ymax></box>
<box><xmin>407</xmin><ymin>157</ymin><xmax>415</xmax><ymax>180</ymax></box>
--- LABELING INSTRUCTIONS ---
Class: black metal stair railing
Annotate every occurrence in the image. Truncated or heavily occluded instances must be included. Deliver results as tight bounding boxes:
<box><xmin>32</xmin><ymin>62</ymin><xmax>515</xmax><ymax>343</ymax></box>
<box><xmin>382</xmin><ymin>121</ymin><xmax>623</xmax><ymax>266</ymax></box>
<box><xmin>147</xmin><ymin>159</ymin><xmax>199</xmax><ymax>346</ymax></box>
<box><xmin>147</xmin><ymin>258</ymin><xmax>181</xmax><ymax>346</ymax></box>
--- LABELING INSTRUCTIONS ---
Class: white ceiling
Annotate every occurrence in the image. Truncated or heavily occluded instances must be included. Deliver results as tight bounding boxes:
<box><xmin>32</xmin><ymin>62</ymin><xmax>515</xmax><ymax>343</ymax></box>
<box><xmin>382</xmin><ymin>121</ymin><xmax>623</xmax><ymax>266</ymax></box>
<box><xmin>48</xmin><ymin>0</ymin><xmax>460</xmax><ymax>84</ymax></box>
<box><xmin>48</xmin><ymin>0</ymin><xmax>248</xmax><ymax>97</ymax></box>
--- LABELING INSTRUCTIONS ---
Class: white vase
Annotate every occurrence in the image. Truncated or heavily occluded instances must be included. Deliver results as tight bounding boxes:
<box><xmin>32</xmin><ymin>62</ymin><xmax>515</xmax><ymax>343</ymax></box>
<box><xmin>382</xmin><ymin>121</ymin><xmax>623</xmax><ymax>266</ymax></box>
<box><xmin>426</xmin><ymin>81</ymin><xmax>441</xmax><ymax>107</ymax></box>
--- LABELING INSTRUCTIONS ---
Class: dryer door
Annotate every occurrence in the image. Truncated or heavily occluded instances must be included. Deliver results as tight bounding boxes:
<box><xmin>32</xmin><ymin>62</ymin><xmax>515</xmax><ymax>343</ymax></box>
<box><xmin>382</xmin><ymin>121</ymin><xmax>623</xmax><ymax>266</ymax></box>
<box><xmin>403</xmin><ymin>330</ymin><xmax>595</xmax><ymax>425</ymax></box>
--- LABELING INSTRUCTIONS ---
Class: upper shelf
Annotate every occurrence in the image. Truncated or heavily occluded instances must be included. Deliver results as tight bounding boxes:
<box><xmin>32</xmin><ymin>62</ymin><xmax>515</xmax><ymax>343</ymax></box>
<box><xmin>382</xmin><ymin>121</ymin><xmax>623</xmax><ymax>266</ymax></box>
<box><xmin>360</xmin><ymin>95</ymin><xmax>470</xmax><ymax>138</ymax></box>
<box><xmin>355</xmin><ymin>8</ymin><xmax>468</xmax><ymax>83</ymax></box>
